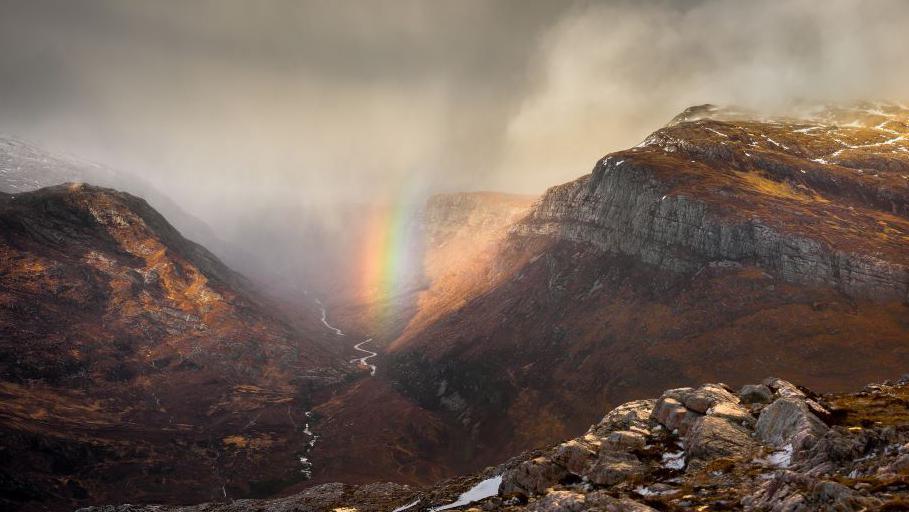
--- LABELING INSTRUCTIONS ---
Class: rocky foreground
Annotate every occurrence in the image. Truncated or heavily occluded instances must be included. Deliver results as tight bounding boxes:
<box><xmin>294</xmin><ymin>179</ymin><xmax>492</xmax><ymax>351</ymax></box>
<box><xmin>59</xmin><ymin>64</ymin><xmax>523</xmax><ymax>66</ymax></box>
<box><xmin>84</xmin><ymin>375</ymin><xmax>909</xmax><ymax>511</ymax></box>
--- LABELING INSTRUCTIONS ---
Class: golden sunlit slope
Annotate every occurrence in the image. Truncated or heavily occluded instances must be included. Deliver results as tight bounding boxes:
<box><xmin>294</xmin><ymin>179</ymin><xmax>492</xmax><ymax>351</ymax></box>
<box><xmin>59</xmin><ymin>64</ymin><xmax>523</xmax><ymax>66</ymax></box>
<box><xmin>0</xmin><ymin>184</ymin><xmax>352</xmax><ymax>511</ymax></box>
<box><xmin>384</xmin><ymin>103</ymin><xmax>909</xmax><ymax>467</ymax></box>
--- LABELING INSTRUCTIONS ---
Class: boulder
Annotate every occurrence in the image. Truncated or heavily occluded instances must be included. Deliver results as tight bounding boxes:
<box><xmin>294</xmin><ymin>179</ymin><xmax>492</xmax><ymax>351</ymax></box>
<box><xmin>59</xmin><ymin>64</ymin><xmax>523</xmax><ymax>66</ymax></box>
<box><xmin>551</xmin><ymin>440</ymin><xmax>596</xmax><ymax>475</ymax></box>
<box><xmin>587</xmin><ymin>450</ymin><xmax>645</xmax><ymax>486</ymax></box>
<box><xmin>755</xmin><ymin>397</ymin><xmax>828</xmax><ymax>452</ymax></box>
<box><xmin>500</xmin><ymin>457</ymin><xmax>569</xmax><ymax>498</ymax></box>
<box><xmin>707</xmin><ymin>401</ymin><xmax>755</xmax><ymax>427</ymax></box>
<box><xmin>585</xmin><ymin>492</ymin><xmax>659</xmax><ymax>511</ymax></box>
<box><xmin>739</xmin><ymin>384</ymin><xmax>773</xmax><ymax>404</ymax></box>
<box><xmin>527</xmin><ymin>490</ymin><xmax>587</xmax><ymax>512</ymax></box>
<box><xmin>592</xmin><ymin>399</ymin><xmax>657</xmax><ymax>437</ymax></box>
<box><xmin>682</xmin><ymin>384</ymin><xmax>740</xmax><ymax>413</ymax></box>
<box><xmin>604</xmin><ymin>430</ymin><xmax>647</xmax><ymax>452</ymax></box>
<box><xmin>762</xmin><ymin>377</ymin><xmax>805</xmax><ymax>399</ymax></box>
<box><xmin>684</xmin><ymin>415</ymin><xmax>756</xmax><ymax>462</ymax></box>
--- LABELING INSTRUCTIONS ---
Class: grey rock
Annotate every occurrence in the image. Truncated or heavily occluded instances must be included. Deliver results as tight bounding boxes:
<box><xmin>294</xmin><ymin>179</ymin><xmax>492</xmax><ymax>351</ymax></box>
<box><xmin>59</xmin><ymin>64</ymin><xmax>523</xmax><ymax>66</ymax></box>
<box><xmin>500</xmin><ymin>457</ymin><xmax>569</xmax><ymax>498</ymax></box>
<box><xmin>755</xmin><ymin>397</ymin><xmax>828</xmax><ymax>452</ymax></box>
<box><xmin>527</xmin><ymin>490</ymin><xmax>587</xmax><ymax>512</ymax></box>
<box><xmin>551</xmin><ymin>440</ymin><xmax>596</xmax><ymax>475</ymax></box>
<box><xmin>685</xmin><ymin>415</ymin><xmax>756</xmax><ymax>462</ymax></box>
<box><xmin>740</xmin><ymin>384</ymin><xmax>774</xmax><ymax>404</ymax></box>
<box><xmin>587</xmin><ymin>450</ymin><xmax>646</xmax><ymax>486</ymax></box>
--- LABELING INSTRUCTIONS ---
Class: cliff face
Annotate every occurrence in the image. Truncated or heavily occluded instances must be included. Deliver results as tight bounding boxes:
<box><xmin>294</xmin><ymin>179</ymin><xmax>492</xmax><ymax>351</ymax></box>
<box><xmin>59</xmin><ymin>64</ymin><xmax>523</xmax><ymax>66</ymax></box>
<box><xmin>385</xmin><ymin>104</ymin><xmax>909</xmax><ymax>469</ymax></box>
<box><xmin>514</xmin><ymin>103</ymin><xmax>909</xmax><ymax>300</ymax></box>
<box><xmin>0</xmin><ymin>184</ymin><xmax>352</xmax><ymax>511</ymax></box>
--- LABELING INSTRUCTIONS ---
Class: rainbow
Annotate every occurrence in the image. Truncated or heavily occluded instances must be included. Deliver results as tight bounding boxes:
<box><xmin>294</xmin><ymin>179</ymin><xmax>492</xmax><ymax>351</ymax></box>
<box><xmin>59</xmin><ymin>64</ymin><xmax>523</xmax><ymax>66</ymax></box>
<box><xmin>357</xmin><ymin>185</ymin><xmax>423</xmax><ymax>328</ymax></box>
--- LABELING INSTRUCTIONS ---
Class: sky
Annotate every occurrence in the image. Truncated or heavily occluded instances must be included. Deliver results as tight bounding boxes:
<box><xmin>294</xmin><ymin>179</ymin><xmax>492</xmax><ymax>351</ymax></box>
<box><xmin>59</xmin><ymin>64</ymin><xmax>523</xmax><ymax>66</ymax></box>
<box><xmin>1</xmin><ymin>0</ymin><xmax>909</xmax><ymax>262</ymax></box>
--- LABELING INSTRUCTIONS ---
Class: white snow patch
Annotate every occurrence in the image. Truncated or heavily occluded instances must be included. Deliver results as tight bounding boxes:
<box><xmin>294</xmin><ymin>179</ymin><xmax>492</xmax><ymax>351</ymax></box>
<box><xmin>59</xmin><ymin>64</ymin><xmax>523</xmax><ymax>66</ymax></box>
<box><xmin>662</xmin><ymin>450</ymin><xmax>685</xmax><ymax>470</ymax></box>
<box><xmin>429</xmin><ymin>475</ymin><xmax>502</xmax><ymax>511</ymax></box>
<box><xmin>392</xmin><ymin>499</ymin><xmax>421</xmax><ymax>512</ymax></box>
<box><xmin>758</xmin><ymin>443</ymin><xmax>793</xmax><ymax>468</ymax></box>
<box><xmin>705</xmin><ymin>127</ymin><xmax>728</xmax><ymax>138</ymax></box>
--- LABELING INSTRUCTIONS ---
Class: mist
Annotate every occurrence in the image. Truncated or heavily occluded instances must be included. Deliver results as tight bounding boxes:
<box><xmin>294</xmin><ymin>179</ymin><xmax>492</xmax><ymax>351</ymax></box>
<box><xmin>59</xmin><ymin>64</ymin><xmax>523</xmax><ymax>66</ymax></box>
<box><xmin>1</xmin><ymin>0</ymin><xmax>908</xmax><ymax>298</ymax></box>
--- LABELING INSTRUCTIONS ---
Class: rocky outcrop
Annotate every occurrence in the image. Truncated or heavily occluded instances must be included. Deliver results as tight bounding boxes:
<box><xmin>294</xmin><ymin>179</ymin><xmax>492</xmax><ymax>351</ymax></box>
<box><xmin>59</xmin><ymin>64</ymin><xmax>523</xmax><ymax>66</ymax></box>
<box><xmin>86</xmin><ymin>376</ymin><xmax>909</xmax><ymax>511</ymax></box>
<box><xmin>512</xmin><ymin>105</ymin><xmax>909</xmax><ymax>300</ymax></box>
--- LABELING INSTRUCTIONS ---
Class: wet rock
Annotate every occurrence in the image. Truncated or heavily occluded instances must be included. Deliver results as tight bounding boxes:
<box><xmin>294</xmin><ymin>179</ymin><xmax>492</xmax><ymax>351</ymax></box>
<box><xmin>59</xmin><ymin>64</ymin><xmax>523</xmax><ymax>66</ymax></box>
<box><xmin>587</xmin><ymin>450</ymin><xmax>646</xmax><ymax>486</ymax></box>
<box><xmin>500</xmin><ymin>457</ymin><xmax>569</xmax><ymax>498</ymax></box>
<box><xmin>685</xmin><ymin>415</ymin><xmax>756</xmax><ymax>462</ymax></box>
<box><xmin>755</xmin><ymin>397</ymin><xmax>828</xmax><ymax>452</ymax></box>
<box><xmin>740</xmin><ymin>384</ymin><xmax>774</xmax><ymax>404</ymax></box>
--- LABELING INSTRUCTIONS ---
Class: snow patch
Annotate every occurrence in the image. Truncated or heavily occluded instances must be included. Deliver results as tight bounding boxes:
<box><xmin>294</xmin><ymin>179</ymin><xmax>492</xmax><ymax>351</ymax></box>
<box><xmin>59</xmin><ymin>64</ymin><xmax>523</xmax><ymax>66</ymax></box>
<box><xmin>429</xmin><ymin>475</ymin><xmax>502</xmax><ymax>511</ymax></box>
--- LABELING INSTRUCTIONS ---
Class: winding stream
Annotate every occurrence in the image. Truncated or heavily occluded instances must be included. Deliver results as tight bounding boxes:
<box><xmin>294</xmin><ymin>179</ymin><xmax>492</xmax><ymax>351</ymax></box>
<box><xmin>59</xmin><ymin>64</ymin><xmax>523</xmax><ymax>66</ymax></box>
<box><xmin>351</xmin><ymin>338</ymin><xmax>377</xmax><ymax>376</ymax></box>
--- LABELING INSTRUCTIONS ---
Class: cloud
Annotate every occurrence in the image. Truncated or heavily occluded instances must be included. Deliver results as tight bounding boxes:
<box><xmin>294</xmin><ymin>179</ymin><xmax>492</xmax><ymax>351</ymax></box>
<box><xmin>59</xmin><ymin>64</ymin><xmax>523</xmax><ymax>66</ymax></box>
<box><xmin>490</xmin><ymin>0</ymin><xmax>909</xmax><ymax>193</ymax></box>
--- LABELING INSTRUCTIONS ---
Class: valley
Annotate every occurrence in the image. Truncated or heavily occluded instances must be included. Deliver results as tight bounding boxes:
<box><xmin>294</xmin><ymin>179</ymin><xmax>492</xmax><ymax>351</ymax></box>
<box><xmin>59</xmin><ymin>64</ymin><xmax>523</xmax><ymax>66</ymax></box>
<box><xmin>2</xmin><ymin>103</ymin><xmax>908</xmax><ymax>512</ymax></box>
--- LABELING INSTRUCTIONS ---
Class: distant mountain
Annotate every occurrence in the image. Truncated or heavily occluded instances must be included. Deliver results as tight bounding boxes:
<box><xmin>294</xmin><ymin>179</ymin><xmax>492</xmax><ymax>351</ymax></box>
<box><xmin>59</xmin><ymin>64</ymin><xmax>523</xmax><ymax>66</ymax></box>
<box><xmin>0</xmin><ymin>137</ymin><xmax>235</xmax><ymax>268</ymax></box>
<box><xmin>384</xmin><ymin>103</ymin><xmax>909</xmax><ymax>467</ymax></box>
<box><xmin>0</xmin><ymin>184</ymin><xmax>353</xmax><ymax>511</ymax></box>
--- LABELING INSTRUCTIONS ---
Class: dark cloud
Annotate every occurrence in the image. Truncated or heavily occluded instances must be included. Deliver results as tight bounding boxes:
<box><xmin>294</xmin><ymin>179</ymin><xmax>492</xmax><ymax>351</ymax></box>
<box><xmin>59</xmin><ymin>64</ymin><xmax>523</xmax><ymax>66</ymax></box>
<box><xmin>1</xmin><ymin>0</ymin><xmax>907</xmax><ymax>239</ymax></box>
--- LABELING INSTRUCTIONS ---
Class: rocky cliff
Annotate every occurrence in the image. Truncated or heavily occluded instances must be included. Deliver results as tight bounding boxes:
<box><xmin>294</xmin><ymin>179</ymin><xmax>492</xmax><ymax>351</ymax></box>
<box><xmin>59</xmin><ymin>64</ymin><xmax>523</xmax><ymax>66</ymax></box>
<box><xmin>78</xmin><ymin>375</ymin><xmax>909</xmax><ymax>511</ymax></box>
<box><xmin>0</xmin><ymin>184</ymin><xmax>353</xmax><ymax>511</ymax></box>
<box><xmin>385</xmin><ymin>104</ymin><xmax>909</xmax><ymax>470</ymax></box>
<box><xmin>514</xmin><ymin>103</ymin><xmax>909</xmax><ymax>300</ymax></box>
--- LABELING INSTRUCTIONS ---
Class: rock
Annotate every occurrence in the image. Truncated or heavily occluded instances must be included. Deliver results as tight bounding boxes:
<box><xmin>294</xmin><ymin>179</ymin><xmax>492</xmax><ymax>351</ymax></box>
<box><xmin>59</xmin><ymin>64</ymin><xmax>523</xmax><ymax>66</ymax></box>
<box><xmin>755</xmin><ymin>397</ymin><xmax>828</xmax><ymax>452</ymax></box>
<box><xmin>707</xmin><ymin>401</ymin><xmax>755</xmax><ymax>427</ymax></box>
<box><xmin>739</xmin><ymin>384</ymin><xmax>773</xmax><ymax>404</ymax></box>
<box><xmin>527</xmin><ymin>490</ymin><xmax>587</xmax><ymax>512</ymax></box>
<box><xmin>585</xmin><ymin>491</ymin><xmax>659</xmax><ymax>511</ymax></box>
<box><xmin>762</xmin><ymin>378</ymin><xmax>805</xmax><ymax>399</ymax></box>
<box><xmin>592</xmin><ymin>399</ymin><xmax>657</xmax><ymax>437</ymax></box>
<box><xmin>651</xmin><ymin>397</ymin><xmax>690</xmax><ymax>431</ymax></box>
<box><xmin>682</xmin><ymin>384</ymin><xmax>740</xmax><ymax>413</ymax></box>
<box><xmin>500</xmin><ymin>457</ymin><xmax>569</xmax><ymax>498</ymax></box>
<box><xmin>604</xmin><ymin>430</ymin><xmax>647</xmax><ymax>452</ymax></box>
<box><xmin>551</xmin><ymin>440</ymin><xmax>596</xmax><ymax>475</ymax></box>
<box><xmin>587</xmin><ymin>450</ymin><xmax>646</xmax><ymax>486</ymax></box>
<box><xmin>684</xmin><ymin>415</ymin><xmax>756</xmax><ymax>462</ymax></box>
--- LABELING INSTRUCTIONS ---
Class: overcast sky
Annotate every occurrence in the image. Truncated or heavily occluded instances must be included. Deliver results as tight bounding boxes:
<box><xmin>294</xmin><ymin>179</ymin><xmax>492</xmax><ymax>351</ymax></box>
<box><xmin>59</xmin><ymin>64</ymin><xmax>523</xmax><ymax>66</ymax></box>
<box><xmin>2</xmin><ymin>0</ymin><xmax>909</xmax><ymax>226</ymax></box>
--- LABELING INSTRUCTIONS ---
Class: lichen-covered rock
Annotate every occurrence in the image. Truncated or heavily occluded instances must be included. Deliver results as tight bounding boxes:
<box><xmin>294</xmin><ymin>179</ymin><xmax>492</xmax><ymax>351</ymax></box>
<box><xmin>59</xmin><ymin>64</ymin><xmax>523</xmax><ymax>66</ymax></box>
<box><xmin>755</xmin><ymin>397</ymin><xmax>828</xmax><ymax>452</ymax></box>
<box><xmin>551</xmin><ymin>440</ymin><xmax>596</xmax><ymax>475</ymax></box>
<box><xmin>585</xmin><ymin>492</ymin><xmax>659</xmax><ymax>511</ymax></box>
<box><xmin>684</xmin><ymin>415</ymin><xmax>756</xmax><ymax>462</ymax></box>
<box><xmin>604</xmin><ymin>430</ymin><xmax>647</xmax><ymax>452</ymax></box>
<box><xmin>592</xmin><ymin>399</ymin><xmax>656</xmax><ymax>437</ymax></box>
<box><xmin>500</xmin><ymin>457</ymin><xmax>569</xmax><ymax>498</ymax></box>
<box><xmin>526</xmin><ymin>490</ymin><xmax>587</xmax><ymax>512</ymax></box>
<box><xmin>587</xmin><ymin>450</ymin><xmax>646</xmax><ymax>486</ymax></box>
<box><xmin>708</xmin><ymin>401</ymin><xmax>755</xmax><ymax>427</ymax></box>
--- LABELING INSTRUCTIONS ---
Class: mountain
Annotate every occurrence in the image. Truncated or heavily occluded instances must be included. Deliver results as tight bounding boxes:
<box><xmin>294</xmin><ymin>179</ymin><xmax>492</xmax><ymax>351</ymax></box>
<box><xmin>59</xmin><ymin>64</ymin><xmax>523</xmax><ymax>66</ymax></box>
<box><xmin>383</xmin><ymin>103</ymin><xmax>909</xmax><ymax>468</ymax></box>
<box><xmin>0</xmin><ymin>136</ymin><xmax>239</xmax><ymax>272</ymax></box>
<box><xmin>0</xmin><ymin>184</ymin><xmax>353</xmax><ymax>511</ymax></box>
<box><xmin>79</xmin><ymin>373</ymin><xmax>909</xmax><ymax>511</ymax></box>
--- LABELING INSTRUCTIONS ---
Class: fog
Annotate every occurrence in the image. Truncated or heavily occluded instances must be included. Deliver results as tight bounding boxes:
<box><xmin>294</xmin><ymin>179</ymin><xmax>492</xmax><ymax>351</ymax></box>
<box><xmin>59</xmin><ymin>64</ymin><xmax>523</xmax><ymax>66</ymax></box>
<box><xmin>2</xmin><ymin>0</ymin><xmax>908</xmax><ymax>298</ymax></box>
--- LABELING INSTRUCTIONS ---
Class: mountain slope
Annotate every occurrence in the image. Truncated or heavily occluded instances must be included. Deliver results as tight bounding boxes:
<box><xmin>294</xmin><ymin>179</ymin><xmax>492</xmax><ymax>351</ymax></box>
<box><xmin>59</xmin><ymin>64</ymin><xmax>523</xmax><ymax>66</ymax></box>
<box><xmin>0</xmin><ymin>184</ymin><xmax>353</xmax><ymax>511</ymax></box>
<box><xmin>384</xmin><ymin>103</ymin><xmax>909</xmax><ymax>467</ymax></box>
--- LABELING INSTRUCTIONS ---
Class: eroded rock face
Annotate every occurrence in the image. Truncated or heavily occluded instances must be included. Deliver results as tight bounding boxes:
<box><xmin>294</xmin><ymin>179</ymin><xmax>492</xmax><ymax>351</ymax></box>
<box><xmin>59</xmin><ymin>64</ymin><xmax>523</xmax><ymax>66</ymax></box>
<box><xmin>513</xmin><ymin>105</ymin><xmax>909</xmax><ymax>300</ymax></box>
<box><xmin>500</xmin><ymin>458</ymin><xmax>569</xmax><ymax>498</ymax></box>
<box><xmin>684</xmin><ymin>415</ymin><xmax>756</xmax><ymax>462</ymax></box>
<box><xmin>756</xmin><ymin>397</ymin><xmax>829</xmax><ymax>451</ymax></box>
